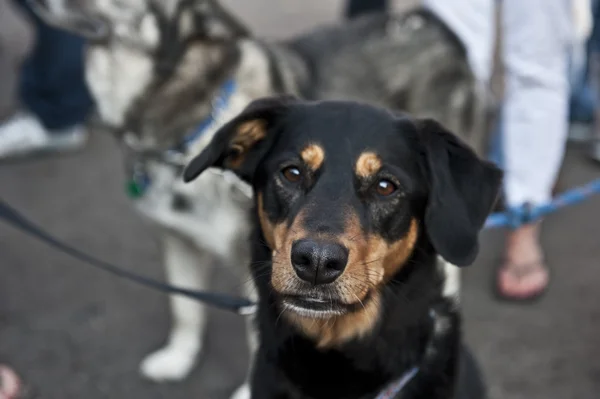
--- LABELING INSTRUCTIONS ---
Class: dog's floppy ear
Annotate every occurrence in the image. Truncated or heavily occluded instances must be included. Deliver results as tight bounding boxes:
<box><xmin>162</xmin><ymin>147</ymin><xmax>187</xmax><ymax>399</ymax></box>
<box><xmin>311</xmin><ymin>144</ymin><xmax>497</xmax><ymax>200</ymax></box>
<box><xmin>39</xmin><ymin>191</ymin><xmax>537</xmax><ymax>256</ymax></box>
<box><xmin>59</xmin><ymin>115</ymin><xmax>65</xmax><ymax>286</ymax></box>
<box><xmin>417</xmin><ymin>119</ymin><xmax>503</xmax><ymax>266</ymax></box>
<box><xmin>183</xmin><ymin>95</ymin><xmax>298</xmax><ymax>183</ymax></box>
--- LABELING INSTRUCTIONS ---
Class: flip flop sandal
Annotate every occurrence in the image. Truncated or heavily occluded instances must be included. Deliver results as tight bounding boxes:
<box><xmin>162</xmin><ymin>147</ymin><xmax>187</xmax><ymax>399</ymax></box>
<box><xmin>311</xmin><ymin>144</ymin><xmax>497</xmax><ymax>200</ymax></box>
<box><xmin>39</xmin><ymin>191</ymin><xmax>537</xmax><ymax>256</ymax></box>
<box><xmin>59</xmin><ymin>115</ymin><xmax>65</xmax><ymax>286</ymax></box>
<box><xmin>493</xmin><ymin>260</ymin><xmax>551</xmax><ymax>304</ymax></box>
<box><xmin>0</xmin><ymin>365</ymin><xmax>21</xmax><ymax>399</ymax></box>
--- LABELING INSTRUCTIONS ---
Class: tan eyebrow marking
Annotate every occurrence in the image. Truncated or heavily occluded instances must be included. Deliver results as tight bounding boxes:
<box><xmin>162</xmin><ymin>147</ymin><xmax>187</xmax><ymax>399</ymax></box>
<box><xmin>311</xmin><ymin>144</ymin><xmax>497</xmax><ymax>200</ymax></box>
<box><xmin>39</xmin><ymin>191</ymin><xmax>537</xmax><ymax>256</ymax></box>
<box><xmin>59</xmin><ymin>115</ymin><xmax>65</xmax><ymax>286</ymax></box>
<box><xmin>301</xmin><ymin>143</ymin><xmax>325</xmax><ymax>171</ymax></box>
<box><xmin>355</xmin><ymin>151</ymin><xmax>382</xmax><ymax>178</ymax></box>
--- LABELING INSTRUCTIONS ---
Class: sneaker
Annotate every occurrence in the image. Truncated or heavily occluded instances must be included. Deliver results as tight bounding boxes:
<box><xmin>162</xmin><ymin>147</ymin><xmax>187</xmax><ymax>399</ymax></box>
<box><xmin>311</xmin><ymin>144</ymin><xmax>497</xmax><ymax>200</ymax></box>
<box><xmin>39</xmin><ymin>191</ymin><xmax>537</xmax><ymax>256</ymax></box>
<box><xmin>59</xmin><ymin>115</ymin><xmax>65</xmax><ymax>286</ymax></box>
<box><xmin>0</xmin><ymin>112</ymin><xmax>88</xmax><ymax>160</ymax></box>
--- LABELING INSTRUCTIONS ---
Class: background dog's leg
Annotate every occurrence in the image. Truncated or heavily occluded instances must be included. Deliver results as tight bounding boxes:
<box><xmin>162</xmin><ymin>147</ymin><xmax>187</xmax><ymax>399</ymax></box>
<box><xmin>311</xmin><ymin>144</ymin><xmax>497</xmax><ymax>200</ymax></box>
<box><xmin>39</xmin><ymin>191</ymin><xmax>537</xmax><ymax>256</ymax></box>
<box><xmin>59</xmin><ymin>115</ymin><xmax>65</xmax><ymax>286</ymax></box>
<box><xmin>230</xmin><ymin>281</ymin><xmax>258</xmax><ymax>399</ymax></box>
<box><xmin>140</xmin><ymin>233</ymin><xmax>213</xmax><ymax>381</ymax></box>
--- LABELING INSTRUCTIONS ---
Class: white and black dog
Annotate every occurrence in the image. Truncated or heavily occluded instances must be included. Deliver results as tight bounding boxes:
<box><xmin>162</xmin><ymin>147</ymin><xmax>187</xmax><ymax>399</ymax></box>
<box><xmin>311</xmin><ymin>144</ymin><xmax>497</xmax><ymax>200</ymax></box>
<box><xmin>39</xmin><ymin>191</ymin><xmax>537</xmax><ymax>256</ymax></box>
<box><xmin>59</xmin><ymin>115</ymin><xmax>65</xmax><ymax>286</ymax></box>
<box><xmin>31</xmin><ymin>0</ymin><xmax>491</xmax><ymax>397</ymax></box>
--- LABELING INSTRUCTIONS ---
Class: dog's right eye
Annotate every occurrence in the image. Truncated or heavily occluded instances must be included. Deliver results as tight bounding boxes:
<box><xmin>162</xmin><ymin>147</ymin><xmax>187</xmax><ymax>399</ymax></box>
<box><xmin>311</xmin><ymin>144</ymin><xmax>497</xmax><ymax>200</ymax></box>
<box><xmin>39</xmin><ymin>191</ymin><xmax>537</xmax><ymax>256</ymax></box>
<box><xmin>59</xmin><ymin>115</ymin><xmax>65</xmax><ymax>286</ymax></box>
<box><xmin>281</xmin><ymin>166</ymin><xmax>302</xmax><ymax>183</ymax></box>
<box><xmin>375</xmin><ymin>179</ymin><xmax>398</xmax><ymax>197</ymax></box>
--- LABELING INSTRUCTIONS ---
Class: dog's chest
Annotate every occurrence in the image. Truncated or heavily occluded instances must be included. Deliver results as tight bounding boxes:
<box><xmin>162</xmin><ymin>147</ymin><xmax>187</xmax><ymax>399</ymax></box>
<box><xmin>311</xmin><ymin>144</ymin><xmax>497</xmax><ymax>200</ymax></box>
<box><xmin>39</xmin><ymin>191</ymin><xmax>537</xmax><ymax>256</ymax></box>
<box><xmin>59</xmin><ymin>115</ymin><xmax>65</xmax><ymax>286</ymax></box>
<box><xmin>276</xmin><ymin>345</ymin><xmax>388</xmax><ymax>399</ymax></box>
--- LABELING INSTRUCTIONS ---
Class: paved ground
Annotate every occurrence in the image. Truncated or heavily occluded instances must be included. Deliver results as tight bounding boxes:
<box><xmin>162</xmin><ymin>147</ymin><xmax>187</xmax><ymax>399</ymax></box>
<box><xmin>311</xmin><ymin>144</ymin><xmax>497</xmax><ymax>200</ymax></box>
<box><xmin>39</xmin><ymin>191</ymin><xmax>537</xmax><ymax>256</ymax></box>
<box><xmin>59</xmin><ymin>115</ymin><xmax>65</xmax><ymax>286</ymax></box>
<box><xmin>1</xmin><ymin>1</ymin><xmax>600</xmax><ymax>398</ymax></box>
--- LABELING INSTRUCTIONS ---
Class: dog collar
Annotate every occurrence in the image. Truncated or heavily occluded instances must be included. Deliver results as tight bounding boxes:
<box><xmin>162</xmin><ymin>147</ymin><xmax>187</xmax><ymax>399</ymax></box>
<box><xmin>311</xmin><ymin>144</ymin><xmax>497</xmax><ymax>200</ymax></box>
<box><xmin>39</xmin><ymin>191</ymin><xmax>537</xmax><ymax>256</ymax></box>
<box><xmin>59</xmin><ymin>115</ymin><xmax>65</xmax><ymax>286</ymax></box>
<box><xmin>125</xmin><ymin>79</ymin><xmax>237</xmax><ymax>199</ymax></box>
<box><xmin>178</xmin><ymin>78</ymin><xmax>237</xmax><ymax>149</ymax></box>
<box><xmin>374</xmin><ymin>366</ymin><xmax>419</xmax><ymax>399</ymax></box>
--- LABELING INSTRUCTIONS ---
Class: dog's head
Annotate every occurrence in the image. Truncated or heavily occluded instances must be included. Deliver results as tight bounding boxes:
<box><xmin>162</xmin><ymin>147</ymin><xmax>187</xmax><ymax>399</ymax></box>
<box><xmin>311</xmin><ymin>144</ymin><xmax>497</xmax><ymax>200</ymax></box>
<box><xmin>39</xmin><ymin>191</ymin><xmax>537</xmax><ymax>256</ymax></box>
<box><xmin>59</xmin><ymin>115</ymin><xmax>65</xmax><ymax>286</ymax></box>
<box><xmin>29</xmin><ymin>0</ymin><xmax>248</xmax><ymax>45</ymax></box>
<box><xmin>184</xmin><ymin>96</ymin><xmax>502</xmax><ymax>344</ymax></box>
<box><xmin>29</xmin><ymin>0</ymin><xmax>248</xmax><ymax>147</ymax></box>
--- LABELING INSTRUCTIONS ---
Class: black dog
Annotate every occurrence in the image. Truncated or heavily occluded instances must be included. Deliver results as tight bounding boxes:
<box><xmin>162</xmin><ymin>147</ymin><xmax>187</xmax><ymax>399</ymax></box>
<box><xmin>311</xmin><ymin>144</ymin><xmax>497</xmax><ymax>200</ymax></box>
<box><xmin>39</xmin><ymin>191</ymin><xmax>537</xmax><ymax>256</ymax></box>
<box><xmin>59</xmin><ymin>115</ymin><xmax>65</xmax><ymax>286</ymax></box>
<box><xmin>184</xmin><ymin>96</ymin><xmax>502</xmax><ymax>399</ymax></box>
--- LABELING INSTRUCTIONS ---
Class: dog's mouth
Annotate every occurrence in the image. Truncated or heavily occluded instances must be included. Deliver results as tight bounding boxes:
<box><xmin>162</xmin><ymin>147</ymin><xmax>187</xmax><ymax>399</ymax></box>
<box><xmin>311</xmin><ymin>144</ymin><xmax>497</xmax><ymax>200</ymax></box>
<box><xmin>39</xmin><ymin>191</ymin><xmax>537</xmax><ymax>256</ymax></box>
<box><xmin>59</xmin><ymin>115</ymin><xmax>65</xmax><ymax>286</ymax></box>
<box><xmin>279</xmin><ymin>292</ymin><xmax>371</xmax><ymax>319</ymax></box>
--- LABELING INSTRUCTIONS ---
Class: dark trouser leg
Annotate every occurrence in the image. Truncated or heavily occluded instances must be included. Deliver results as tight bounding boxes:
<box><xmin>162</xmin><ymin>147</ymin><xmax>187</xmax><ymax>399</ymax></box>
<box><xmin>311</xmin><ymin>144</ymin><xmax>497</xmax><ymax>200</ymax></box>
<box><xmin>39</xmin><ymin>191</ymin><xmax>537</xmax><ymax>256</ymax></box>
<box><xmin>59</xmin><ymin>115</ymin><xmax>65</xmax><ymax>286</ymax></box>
<box><xmin>16</xmin><ymin>0</ymin><xmax>94</xmax><ymax>131</ymax></box>
<box><xmin>589</xmin><ymin>0</ymin><xmax>600</xmax><ymax>162</ymax></box>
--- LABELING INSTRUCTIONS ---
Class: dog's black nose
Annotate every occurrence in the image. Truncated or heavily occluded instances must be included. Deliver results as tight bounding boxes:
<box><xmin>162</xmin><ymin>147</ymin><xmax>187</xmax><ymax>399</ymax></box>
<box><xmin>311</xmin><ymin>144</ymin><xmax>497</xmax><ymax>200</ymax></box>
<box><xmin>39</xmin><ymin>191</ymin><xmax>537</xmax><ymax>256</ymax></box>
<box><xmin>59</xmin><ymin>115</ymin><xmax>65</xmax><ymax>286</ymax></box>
<box><xmin>291</xmin><ymin>239</ymin><xmax>348</xmax><ymax>285</ymax></box>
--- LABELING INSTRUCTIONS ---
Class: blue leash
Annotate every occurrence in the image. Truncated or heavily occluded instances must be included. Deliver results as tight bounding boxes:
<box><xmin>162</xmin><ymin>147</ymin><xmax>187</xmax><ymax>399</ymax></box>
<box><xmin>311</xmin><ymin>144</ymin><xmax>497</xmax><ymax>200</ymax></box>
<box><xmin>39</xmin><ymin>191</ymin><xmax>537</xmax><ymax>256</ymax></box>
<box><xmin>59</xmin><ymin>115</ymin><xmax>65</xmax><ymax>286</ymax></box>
<box><xmin>484</xmin><ymin>177</ymin><xmax>600</xmax><ymax>229</ymax></box>
<box><xmin>180</xmin><ymin>79</ymin><xmax>237</xmax><ymax>147</ymax></box>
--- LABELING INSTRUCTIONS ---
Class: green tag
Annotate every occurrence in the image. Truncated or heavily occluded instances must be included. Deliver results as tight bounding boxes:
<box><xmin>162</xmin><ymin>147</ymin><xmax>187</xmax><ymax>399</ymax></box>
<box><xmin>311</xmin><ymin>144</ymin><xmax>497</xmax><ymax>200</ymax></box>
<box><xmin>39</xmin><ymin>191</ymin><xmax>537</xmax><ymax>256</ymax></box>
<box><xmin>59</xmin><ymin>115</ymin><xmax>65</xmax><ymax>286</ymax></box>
<box><xmin>125</xmin><ymin>180</ymin><xmax>144</xmax><ymax>199</ymax></box>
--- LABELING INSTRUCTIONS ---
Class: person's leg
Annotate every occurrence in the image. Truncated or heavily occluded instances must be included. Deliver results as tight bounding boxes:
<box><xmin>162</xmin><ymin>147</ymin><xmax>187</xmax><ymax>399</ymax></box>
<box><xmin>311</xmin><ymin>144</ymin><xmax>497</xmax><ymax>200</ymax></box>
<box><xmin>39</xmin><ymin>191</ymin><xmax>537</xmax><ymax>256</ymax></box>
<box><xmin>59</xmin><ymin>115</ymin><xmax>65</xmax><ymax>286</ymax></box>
<box><xmin>498</xmin><ymin>0</ymin><xmax>573</xmax><ymax>300</ymax></box>
<box><xmin>0</xmin><ymin>0</ymin><xmax>94</xmax><ymax>159</ymax></box>
<box><xmin>568</xmin><ymin>0</ymin><xmax>595</xmax><ymax>143</ymax></box>
<box><xmin>423</xmin><ymin>0</ymin><xmax>502</xmax><ymax>169</ymax></box>
<box><xmin>423</xmin><ymin>0</ymin><xmax>496</xmax><ymax>84</ymax></box>
<box><xmin>18</xmin><ymin>0</ymin><xmax>94</xmax><ymax>131</ymax></box>
<box><xmin>0</xmin><ymin>0</ymin><xmax>50</xmax><ymax>159</ymax></box>
<box><xmin>568</xmin><ymin>38</ymin><xmax>595</xmax><ymax>126</ymax></box>
<box><xmin>344</xmin><ymin>0</ymin><xmax>388</xmax><ymax>20</ymax></box>
<box><xmin>589</xmin><ymin>0</ymin><xmax>600</xmax><ymax>162</ymax></box>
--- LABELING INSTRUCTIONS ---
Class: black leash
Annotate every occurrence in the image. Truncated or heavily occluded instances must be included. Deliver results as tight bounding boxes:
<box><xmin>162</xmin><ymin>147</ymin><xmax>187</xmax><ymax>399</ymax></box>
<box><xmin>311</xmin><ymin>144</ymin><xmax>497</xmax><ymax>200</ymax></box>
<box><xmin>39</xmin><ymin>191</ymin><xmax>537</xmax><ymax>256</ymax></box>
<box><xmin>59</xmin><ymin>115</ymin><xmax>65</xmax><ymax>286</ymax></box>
<box><xmin>0</xmin><ymin>199</ymin><xmax>257</xmax><ymax>315</ymax></box>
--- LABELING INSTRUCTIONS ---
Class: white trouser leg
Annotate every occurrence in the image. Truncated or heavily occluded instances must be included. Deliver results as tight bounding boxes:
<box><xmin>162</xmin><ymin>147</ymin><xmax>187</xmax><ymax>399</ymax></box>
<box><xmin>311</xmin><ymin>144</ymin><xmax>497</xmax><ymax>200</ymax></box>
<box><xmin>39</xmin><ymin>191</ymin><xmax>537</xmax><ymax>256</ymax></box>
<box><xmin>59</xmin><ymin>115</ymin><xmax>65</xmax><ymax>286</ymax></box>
<box><xmin>502</xmin><ymin>0</ymin><xmax>573</xmax><ymax>206</ymax></box>
<box><xmin>422</xmin><ymin>0</ymin><xmax>495</xmax><ymax>83</ymax></box>
<box><xmin>423</xmin><ymin>0</ymin><xmax>573</xmax><ymax>207</ymax></box>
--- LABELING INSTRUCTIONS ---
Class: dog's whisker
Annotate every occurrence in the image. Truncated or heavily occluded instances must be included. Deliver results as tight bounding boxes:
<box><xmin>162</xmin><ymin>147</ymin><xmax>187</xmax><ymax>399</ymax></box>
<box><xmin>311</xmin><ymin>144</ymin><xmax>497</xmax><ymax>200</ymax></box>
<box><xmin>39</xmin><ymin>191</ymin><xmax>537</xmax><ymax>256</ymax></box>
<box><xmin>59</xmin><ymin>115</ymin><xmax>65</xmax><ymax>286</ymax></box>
<box><xmin>361</xmin><ymin>256</ymin><xmax>384</xmax><ymax>266</ymax></box>
<box><xmin>275</xmin><ymin>307</ymin><xmax>288</xmax><ymax>326</ymax></box>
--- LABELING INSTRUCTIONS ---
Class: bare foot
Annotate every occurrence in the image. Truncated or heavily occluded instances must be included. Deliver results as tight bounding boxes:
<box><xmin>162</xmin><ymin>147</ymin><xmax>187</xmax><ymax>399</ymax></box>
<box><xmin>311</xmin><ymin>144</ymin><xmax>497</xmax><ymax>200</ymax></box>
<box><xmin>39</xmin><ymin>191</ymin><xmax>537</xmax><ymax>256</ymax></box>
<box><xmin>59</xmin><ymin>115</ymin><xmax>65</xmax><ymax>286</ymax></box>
<box><xmin>0</xmin><ymin>365</ymin><xmax>21</xmax><ymax>399</ymax></box>
<box><xmin>497</xmin><ymin>223</ymin><xmax>550</xmax><ymax>300</ymax></box>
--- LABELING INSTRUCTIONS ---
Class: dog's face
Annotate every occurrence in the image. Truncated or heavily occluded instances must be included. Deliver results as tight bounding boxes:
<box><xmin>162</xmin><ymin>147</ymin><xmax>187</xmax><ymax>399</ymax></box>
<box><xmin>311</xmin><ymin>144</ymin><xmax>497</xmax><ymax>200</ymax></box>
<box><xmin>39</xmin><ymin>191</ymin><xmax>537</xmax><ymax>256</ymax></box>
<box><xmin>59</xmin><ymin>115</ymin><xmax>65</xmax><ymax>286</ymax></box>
<box><xmin>185</xmin><ymin>97</ymin><xmax>502</xmax><ymax>345</ymax></box>
<box><xmin>30</xmin><ymin>0</ymin><xmax>247</xmax><ymax>147</ymax></box>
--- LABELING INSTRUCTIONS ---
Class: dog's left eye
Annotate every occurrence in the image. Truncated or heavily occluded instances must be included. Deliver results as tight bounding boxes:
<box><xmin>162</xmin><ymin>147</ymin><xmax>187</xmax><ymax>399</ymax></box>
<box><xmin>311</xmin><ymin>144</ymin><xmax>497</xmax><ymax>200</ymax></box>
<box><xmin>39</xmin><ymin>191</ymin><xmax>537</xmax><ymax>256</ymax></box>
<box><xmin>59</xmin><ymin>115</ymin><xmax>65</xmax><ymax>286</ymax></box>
<box><xmin>375</xmin><ymin>179</ymin><xmax>397</xmax><ymax>196</ymax></box>
<box><xmin>282</xmin><ymin>166</ymin><xmax>302</xmax><ymax>183</ymax></box>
